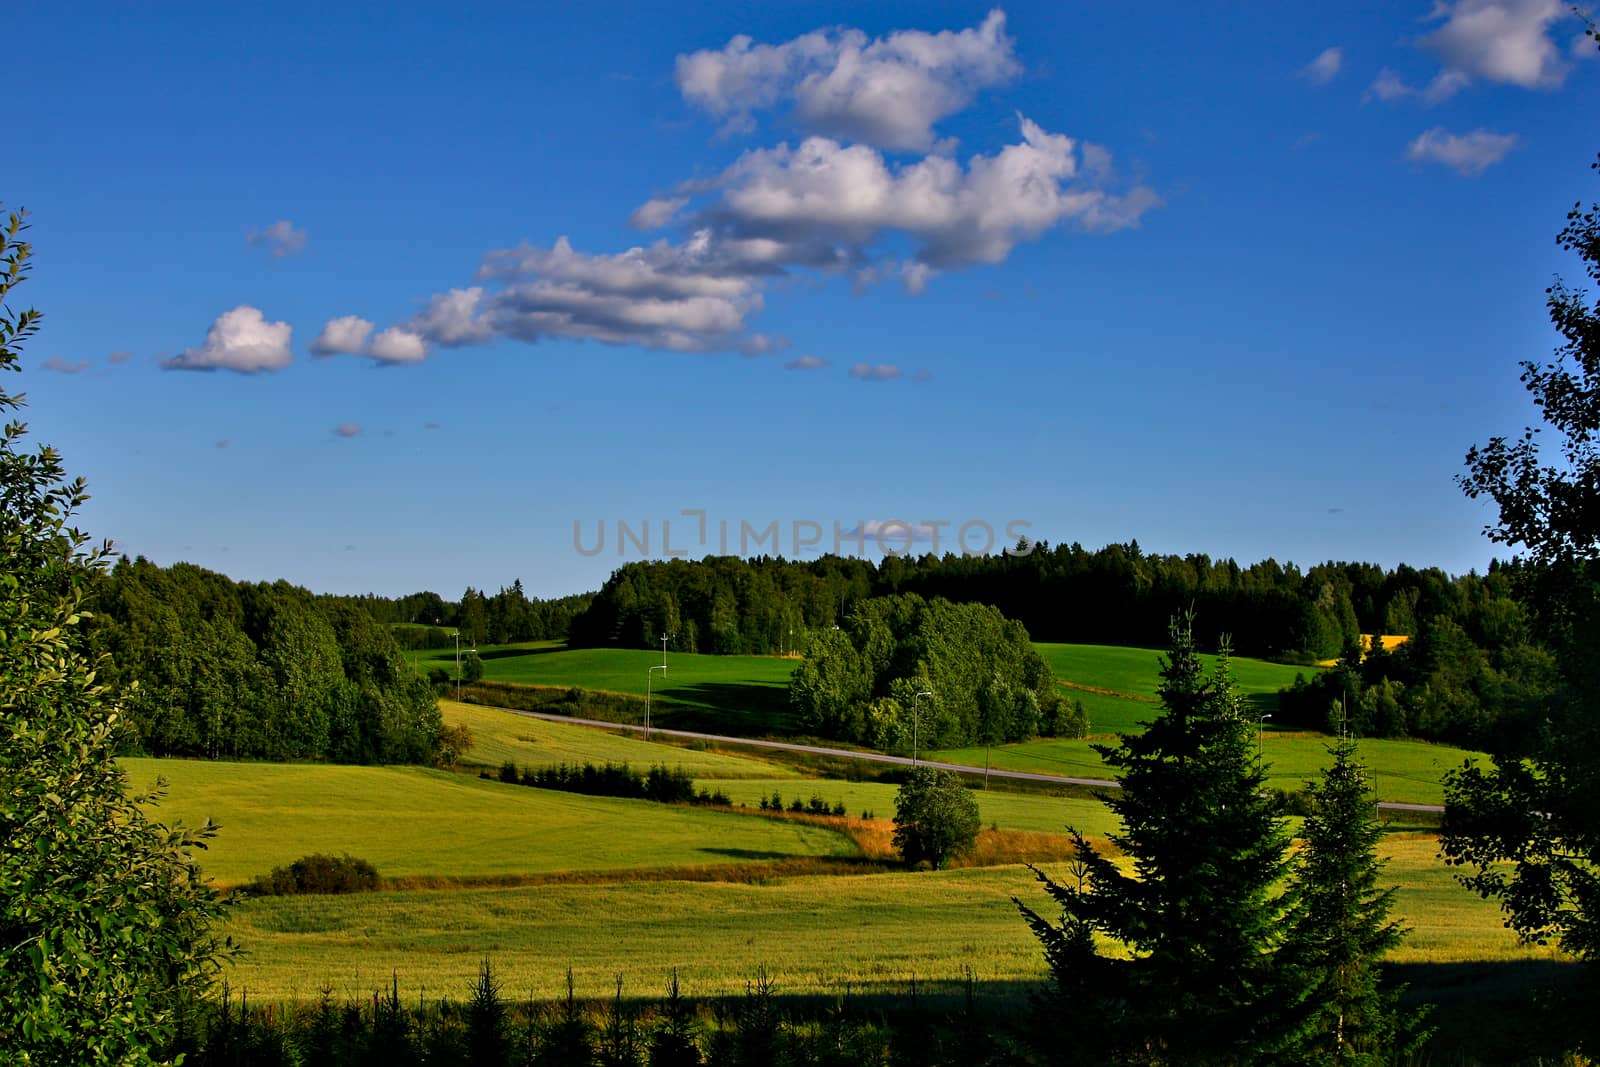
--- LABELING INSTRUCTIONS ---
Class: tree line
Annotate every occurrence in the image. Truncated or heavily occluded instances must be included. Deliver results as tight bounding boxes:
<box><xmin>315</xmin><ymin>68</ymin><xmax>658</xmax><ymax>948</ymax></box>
<box><xmin>566</xmin><ymin>547</ymin><xmax>1537</xmax><ymax>664</ymax></box>
<box><xmin>86</xmin><ymin>556</ymin><xmax>445</xmax><ymax>764</ymax></box>
<box><xmin>327</xmin><ymin>580</ymin><xmax>592</xmax><ymax>649</ymax></box>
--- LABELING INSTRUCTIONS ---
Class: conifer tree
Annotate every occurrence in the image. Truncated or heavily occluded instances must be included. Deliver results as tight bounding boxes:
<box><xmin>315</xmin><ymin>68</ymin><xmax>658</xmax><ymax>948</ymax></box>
<box><xmin>1280</xmin><ymin>728</ymin><xmax>1429</xmax><ymax>1063</ymax></box>
<box><xmin>1017</xmin><ymin>615</ymin><xmax>1297</xmax><ymax>1064</ymax></box>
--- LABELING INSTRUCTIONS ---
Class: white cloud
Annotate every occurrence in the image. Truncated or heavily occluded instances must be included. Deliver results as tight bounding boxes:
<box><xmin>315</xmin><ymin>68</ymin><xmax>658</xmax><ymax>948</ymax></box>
<box><xmin>309</xmin><ymin>314</ymin><xmax>375</xmax><ymax>357</ymax></box>
<box><xmin>333</xmin><ymin>423</ymin><xmax>362</xmax><ymax>438</ymax></box>
<box><xmin>368</xmin><ymin>326</ymin><xmax>429</xmax><ymax>363</ymax></box>
<box><xmin>107</xmin><ymin>350</ymin><xmax>134</xmax><ymax>364</ymax></box>
<box><xmin>675</xmin><ymin>10</ymin><xmax>1020</xmax><ymax>150</ymax></box>
<box><xmin>784</xmin><ymin>354</ymin><xmax>830</xmax><ymax>370</ymax></box>
<box><xmin>163</xmin><ymin>306</ymin><xmax>294</xmax><ymax>373</ymax></box>
<box><xmin>629</xmin><ymin>196</ymin><xmax>688</xmax><ymax>230</ymax></box>
<box><xmin>1422</xmin><ymin>0</ymin><xmax>1571</xmax><ymax>90</ymax></box>
<box><xmin>1300</xmin><ymin>47</ymin><xmax>1343</xmax><ymax>85</ymax></box>
<box><xmin>1406</xmin><ymin>127</ymin><xmax>1520</xmax><ymax>174</ymax></box>
<box><xmin>849</xmin><ymin>362</ymin><xmax>904</xmax><ymax>381</ymax></box>
<box><xmin>41</xmin><ymin>356</ymin><xmax>91</xmax><ymax>374</ymax></box>
<box><xmin>246</xmin><ymin>219</ymin><xmax>307</xmax><ymax>257</ymax></box>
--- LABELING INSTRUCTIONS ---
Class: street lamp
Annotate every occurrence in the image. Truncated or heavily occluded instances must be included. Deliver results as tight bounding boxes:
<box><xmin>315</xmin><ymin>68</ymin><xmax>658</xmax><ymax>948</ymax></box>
<box><xmin>453</xmin><ymin>630</ymin><xmax>462</xmax><ymax>703</ymax></box>
<box><xmin>912</xmin><ymin>690</ymin><xmax>934</xmax><ymax>766</ymax></box>
<box><xmin>646</xmin><ymin>665</ymin><xmax>667</xmax><ymax>740</ymax></box>
<box><xmin>1257</xmin><ymin>712</ymin><xmax>1272</xmax><ymax>763</ymax></box>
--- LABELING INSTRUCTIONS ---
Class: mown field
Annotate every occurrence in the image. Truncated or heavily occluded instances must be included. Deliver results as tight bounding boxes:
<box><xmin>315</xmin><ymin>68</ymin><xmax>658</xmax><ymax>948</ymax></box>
<box><xmin>122</xmin><ymin>756</ymin><xmax>847</xmax><ymax>888</ymax></box>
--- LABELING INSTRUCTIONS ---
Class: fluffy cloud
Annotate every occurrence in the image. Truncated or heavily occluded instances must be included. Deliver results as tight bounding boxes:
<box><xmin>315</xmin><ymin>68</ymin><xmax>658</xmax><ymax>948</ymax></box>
<box><xmin>333</xmin><ymin>422</ymin><xmax>362</xmax><ymax>438</ymax></box>
<box><xmin>163</xmin><ymin>306</ymin><xmax>294</xmax><ymax>373</ymax></box>
<box><xmin>784</xmin><ymin>354</ymin><xmax>830</xmax><ymax>370</ymax></box>
<box><xmin>1300</xmin><ymin>47</ymin><xmax>1343</xmax><ymax>85</ymax></box>
<box><xmin>1406</xmin><ymin>127</ymin><xmax>1520</xmax><ymax>174</ymax></box>
<box><xmin>629</xmin><ymin>196</ymin><xmax>688</xmax><ymax>230</ymax></box>
<box><xmin>676</xmin><ymin>10</ymin><xmax>1019</xmax><ymax>150</ymax></box>
<box><xmin>849</xmin><ymin>362</ymin><xmax>904</xmax><ymax>381</ymax></box>
<box><xmin>309</xmin><ymin>315</ymin><xmax>375</xmax><ymax>357</ymax></box>
<box><xmin>40</xmin><ymin>356</ymin><xmax>91</xmax><ymax>374</ymax></box>
<box><xmin>246</xmin><ymin>219</ymin><xmax>308</xmax><ymax>257</ymax></box>
<box><xmin>1422</xmin><ymin>0</ymin><xmax>1571</xmax><ymax>91</ymax></box>
<box><xmin>368</xmin><ymin>326</ymin><xmax>428</xmax><ymax>363</ymax></box>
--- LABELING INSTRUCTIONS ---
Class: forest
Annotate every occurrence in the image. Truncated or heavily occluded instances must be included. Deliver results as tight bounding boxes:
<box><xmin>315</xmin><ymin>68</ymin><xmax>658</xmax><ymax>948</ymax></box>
<box><xmin>87</xmin><ymin>557</ymin><xmax>445</xmax><ymax>764</ymax></box>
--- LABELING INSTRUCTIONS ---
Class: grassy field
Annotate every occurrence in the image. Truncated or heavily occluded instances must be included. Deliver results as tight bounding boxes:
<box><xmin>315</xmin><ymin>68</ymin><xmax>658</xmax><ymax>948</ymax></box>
<box><xmin>216</xmin><ymin>833</ymin><xmax>1551</xmax><ymax>1003</ymax></box>
<box><xmin>440</xmin><ymin>700</ymin><xmax>795</xmax><ymax>779</ymax></box>
<box><xmin>419</xmin><ymin>644</ymin><xmax>799</xmax><ymax>732</ymax></box>
<box><xmin>123</xmin><ymin>757</ymin><xmax>851</xmax><ymax>887</ymax></box>
<box><xmin>929</xmin><ymin>734</ymin><xmax>1483</xmax><ymax>806</ymax></box>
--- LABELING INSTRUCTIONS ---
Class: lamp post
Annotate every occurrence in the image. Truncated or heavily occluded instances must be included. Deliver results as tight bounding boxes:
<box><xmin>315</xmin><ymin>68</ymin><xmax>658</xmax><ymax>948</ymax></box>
<box><xmin>912</xmin><ymin>690</ymin><xmax>934</xmax><ymax>767</ymax></box>
<box><xmin>453</xmin><ymin>630</ymin><xmax>462</xmax><ymax>703</ymax></box>
<box><xmin>647</xmin><ymin>665</ymin><xmax>667</xmax><ymax>741</ymax></box>
<box><xmin>1257</xmin><ymin>712</ymin><xmax>1272</xmax><ymax>763</ymax></box>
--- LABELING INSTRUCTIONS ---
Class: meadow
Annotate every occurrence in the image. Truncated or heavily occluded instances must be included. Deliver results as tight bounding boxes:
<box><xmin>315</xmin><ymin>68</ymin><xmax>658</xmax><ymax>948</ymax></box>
<box><xmin>122</xmin><ymin>757</ymin><xmax>847</xmax><ymax>888</ymax></box>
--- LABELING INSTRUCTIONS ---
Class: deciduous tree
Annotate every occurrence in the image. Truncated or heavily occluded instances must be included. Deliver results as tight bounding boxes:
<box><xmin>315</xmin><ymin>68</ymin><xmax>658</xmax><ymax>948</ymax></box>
<box><xmin>892</xmin><ymin>767</ymin><xmax>980</xmax><ymax>870</ymax></box>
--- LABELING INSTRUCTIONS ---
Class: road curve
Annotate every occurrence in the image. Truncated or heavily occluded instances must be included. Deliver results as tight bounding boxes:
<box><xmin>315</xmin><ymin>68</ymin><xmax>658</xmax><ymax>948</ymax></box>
<box><xmin>487</xmin><ymin>705</ymin><xmax>1446</xmax><ymax>815</ymax></box>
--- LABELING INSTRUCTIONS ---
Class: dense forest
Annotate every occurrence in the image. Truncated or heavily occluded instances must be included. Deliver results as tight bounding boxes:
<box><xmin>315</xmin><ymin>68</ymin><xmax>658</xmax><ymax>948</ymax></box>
<box><xmin>326</xmin><ymin>582</ymin><xmax>592</xmax><ymax>649</ymax></box>
<box><xmin>565</xmin><ymin>543</ymin><xmax>1529</xmax><ymax>660</ymax></box>
<box><xmin>88</xmin><ymin>558</ymin><xmax>445</xmax><ymax>763</ymax></box>
<box><xmin>789</xmin><ymin>593</ymin><xmax>1071</xmax><ymax>750</ymax></box>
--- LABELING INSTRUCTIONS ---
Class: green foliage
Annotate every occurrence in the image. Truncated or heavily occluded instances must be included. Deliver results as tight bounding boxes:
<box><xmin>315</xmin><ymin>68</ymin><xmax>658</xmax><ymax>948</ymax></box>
<box><xmin>0</xmin><ymin>207</ymin><xmax>231</xmax><ymax>1064</ymax></box>
<box><xmin>1281</xmin><ymin>732</ymin><xmax>1429</xmax><ymax>1062</ymax></box>
<box><xmin>790</xmin><ymin>593</ymin><xmax>1061</xmax><ymax>749</ymax></box>
<box><xmin>90</xmin><ymin>558</ymin><xmax>445</xmax><ymax>764</ymax></box>
<box><xmin>244</xmin><ymin>853</ymin><xmax>381</xmax><ymax>896</ymax></box>
<box><xmin>462</xmin><ymin>648</ymin><xmax>485</xmax><ymax>684</ymax></box>
<box><xmin>892</xmin><ymin>768</ymin><xmax>981</xmax><ymax>869</ymax></box>
<box><xmin>1444</xmin><ymin>117</ymin><xmax>1600</xmax><ymax>974</ymax></box>
<box><xmin>1016</xmin><ymin>617</ymin><xmax>1298</xmax><ymax>1064</ymax></box>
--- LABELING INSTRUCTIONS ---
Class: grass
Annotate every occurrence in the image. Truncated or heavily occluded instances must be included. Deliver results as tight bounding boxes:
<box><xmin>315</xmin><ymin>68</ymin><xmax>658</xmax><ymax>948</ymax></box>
<box><xmin>215</xmin><ymin>831</ymin><xmax>1551</xmax><ymax>1004</ymax></box>
<box><xmin>440</xmin><ymin>700</ymin><xmax>795</xmax><ymax>779</ymax></box>
<box><xmin>417</xmin><ymin>643</ymin><xmax>799</xmax><ymax>733</ymax></box>
<box><xmin>122</xmin><ymin>757</ymin><xmax>853</xmax><ymax>888</ymax></box>
<box><xmin>929</xmin><ymin>734</ymin><xmax>1483</xmax><ymax>807</ymax></box>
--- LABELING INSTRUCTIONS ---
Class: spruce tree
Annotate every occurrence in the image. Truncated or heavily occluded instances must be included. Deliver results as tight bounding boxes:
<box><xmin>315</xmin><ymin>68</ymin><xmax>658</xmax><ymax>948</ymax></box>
<box><xmin>1281</xmin><ymin>730</ymin><xmax>1429</xmax><ymax>1063</ymax></box>
<box><xmin>1017</xmin><ymin>616</ymin><xmax>1297</xmax><ymax>1064</ymax></box>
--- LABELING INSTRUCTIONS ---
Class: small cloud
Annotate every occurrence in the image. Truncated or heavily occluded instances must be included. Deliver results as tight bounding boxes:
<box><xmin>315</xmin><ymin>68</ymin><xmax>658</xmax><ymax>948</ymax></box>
<box><xmin>849</xmin><ymin>363</ymin><xmax>904</xmax><ymax>382</ymax></box>
<box><xmin>1364</xmin><ymin>67</ymin><xmax>1414</xmax><ymax>103</ymax></box>
<box><xmin>310</xmin><ymin>315</ymin><xmax>375</xmax><ymax>357</ymax></box>
<box><xmin>1300</xmin><ymin>46</ymin><xmax>1343</xmax><ymax>85</ymax></box>
<box><xmin>246</xmin><ymin>219</ymin><xmax>307</xmax><ymax>258</ymax></box>
<box><xmin>345</xmin><ymin>544</ymin><xmax>357</xmax><ymax>551</ymax></box>
<box><xmin>1406</xmin><ymin>127</ymin><xmax>1519</xmax><ymax>175</ymax></box>
<box><xmin>40</xmin><ymin>356</ymin><xmax>91</xmax><ymax>374</ymax></box>
<box><xmin>912</xmin><ymin>368</ymin><xmax>934</xmax><ymax>384</ymax></box>
<box><xmin>368</xmin><ymin>326</ymin><xmax>429</xmax><ymax>364</ymax></box>
<box><xmin>628</xmin><ymin>196</ymin><xmax>688</xmax><ymax>230</ymax></box>
<box><xmin>215</xmin><ymin>438</ymin><xmax>231</xmax><ymax>449</ymax></box>
<box><xmin>840</xmin><ymin>519</ymin><xmax>943</xmax><ymax>543</ymax></box>
<box><xmin>1292</xmin><ymin>132</ymin><xmax>1323</xmax><ymax>150</ymax></box>
<box><xmin>423</xmin><ymin>421</ymin><xmax>442</xmax><ymax>430</ymax></box>
<box><xmin>107</xmin><ymin>350</ymin><xmax>134</xmax><ymax>365</ymax></box>
<box><xmin>784</xmin><ymin>355</ymin><xmax>830</xmax><ymax>371</ymax></box>
<box><xmin>163</xmin><ymin>306</ymin><xmax>294</xmax><ymax>374</ymax></box>
<box><xmin>333</xmin><ymin>422</ymin><xmax>362</xmax><ymax>438</ymax></box>
<box><xmin>1327</xmin><ymin>506</ymin><xmax>1345</xmax><ymax>514</ymax></box>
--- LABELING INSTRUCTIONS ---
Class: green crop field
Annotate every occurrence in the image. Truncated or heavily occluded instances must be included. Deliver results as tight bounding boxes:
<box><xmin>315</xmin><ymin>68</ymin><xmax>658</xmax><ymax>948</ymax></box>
<box><xmin>929</xmin><ymin>734</ymin><xmax>1484</xmax><ymax>807</ymax></box>
<box><xmin>441</xmin><ymin>700</ymin><xmax>796</xmax><ymax>779</ymax></box>
<box><xmin>216</xmin><ymin>833</ymin><xmax>1550</xmax><ymax>1003</ymax></box>
<box><xmin>418</xmin><ymin>643</ymin><xmax>799</xmax><ymax>732</ymax></box>
<box><xmin>121</xmin><ymin>757</ymin><xmax>852</xmax><ymax>887</ymax></box>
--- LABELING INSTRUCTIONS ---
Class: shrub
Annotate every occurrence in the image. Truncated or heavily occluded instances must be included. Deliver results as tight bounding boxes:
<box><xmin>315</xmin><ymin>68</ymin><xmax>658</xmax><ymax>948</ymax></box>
<box><xmin>245</xmin><ymin>853</ymin><xmax>380</xmax><ymax>896</ymax></box>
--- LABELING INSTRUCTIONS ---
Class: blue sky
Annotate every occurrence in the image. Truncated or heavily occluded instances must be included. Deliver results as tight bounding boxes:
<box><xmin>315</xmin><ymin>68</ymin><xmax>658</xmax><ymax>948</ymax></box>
<box><xmin>10</xmin><ymin>1</ymin><xmax>1597</xmax><ymax>599</ymax></box>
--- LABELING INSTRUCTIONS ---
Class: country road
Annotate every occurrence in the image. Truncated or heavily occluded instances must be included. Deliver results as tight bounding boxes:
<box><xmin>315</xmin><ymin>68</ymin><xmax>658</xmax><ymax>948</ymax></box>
<box><xmin>492</xmin><ymin>705</ymin><xmax>1446</xmax><ymax>815</ymax></box>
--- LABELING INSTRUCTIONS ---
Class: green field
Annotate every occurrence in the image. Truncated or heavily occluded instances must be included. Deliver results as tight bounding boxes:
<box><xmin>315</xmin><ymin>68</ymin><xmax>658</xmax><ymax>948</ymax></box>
<box><xmin>217</xmin><ymin>834</ymin><xmax>1550</xmax><ymax>1003</ymax></box>
<box><xmin>122</xmin><ymin>757</ymin><xmax>850</xmax><ymax>887</ymax></box>
<box><xmin>441</xmin><ymin>699</ymin><xmax>796</xmax><ymax>779</ymax></box>
<box><xmin>929</xmin><ymin>734</ymin><xmax>1483</xmax><ymax>807</ymax></box>
<box><xmin>419</xmin><ymin>644</ymin><xmax>799</xmax><ymax>732</ymax></box>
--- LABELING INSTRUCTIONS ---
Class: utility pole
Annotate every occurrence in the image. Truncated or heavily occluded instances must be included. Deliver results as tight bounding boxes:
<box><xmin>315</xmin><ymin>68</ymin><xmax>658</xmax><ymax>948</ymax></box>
<box><xmin>912</xmin><ymin>690</ymin><xmax>934</xmax><ymax>767</ymax></box>
<box><xmin>647</xmin><ymin>634</ymin><xmax>668</xmax><ymax>741</ymax></box>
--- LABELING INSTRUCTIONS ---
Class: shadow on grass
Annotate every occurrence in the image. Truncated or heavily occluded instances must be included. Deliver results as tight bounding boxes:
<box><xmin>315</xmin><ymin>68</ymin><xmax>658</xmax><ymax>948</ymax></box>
<box><xmin>1389</xmin><ymin>958</ymin><xmax>1594</xmax><ymax>1062</ymax></box>
<box><xmin>695</xmin><ymin>847</ymin><xmax>805</xmax><ymax>861</ymax></box>
<box><xmin>652</xmin><ymin>681</ymin><xmax>798</xmax><ymax>735</ymax></box>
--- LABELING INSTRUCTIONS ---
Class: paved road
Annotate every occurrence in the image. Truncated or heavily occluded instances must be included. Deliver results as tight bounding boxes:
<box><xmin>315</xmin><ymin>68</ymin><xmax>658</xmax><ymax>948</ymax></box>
<box><xmin>491</xmin><ymin>705</ymin><xmax>1446</xmax><ymax>814</ymax></box>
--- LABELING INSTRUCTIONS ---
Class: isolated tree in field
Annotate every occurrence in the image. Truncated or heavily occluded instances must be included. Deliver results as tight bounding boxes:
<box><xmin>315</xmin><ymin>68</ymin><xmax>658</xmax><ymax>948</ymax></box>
<box><xmin>1280</xmin><ymin>730</ymin><xmax>1427</xmax><ymax>1062</ymax></box>
<box><xmin>893</xmin><ymin>767</ymin><xmax>981</xmax><ymax>869</ymax></box>
<box><xmin>0</xmin><ymin>208</ymin><xmax>231</xmax><ymax>1063</ymax></box>
<box><xmin>1445</xmin><ymin>76</ymin><xmax>1600</xmax><ymax>968</ymax></box>
<box><xmin>1016</xmin><ymin>617</ymin><xmax>1297</xmax><ymax>1064</ymax></box>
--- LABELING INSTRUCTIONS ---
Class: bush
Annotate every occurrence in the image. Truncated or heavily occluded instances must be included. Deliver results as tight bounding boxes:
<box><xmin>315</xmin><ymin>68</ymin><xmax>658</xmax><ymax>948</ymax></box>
<box><xmin>245</xmin><ymin>853</ymin><xmax>380</xmax><ymax>896</ymax></box>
